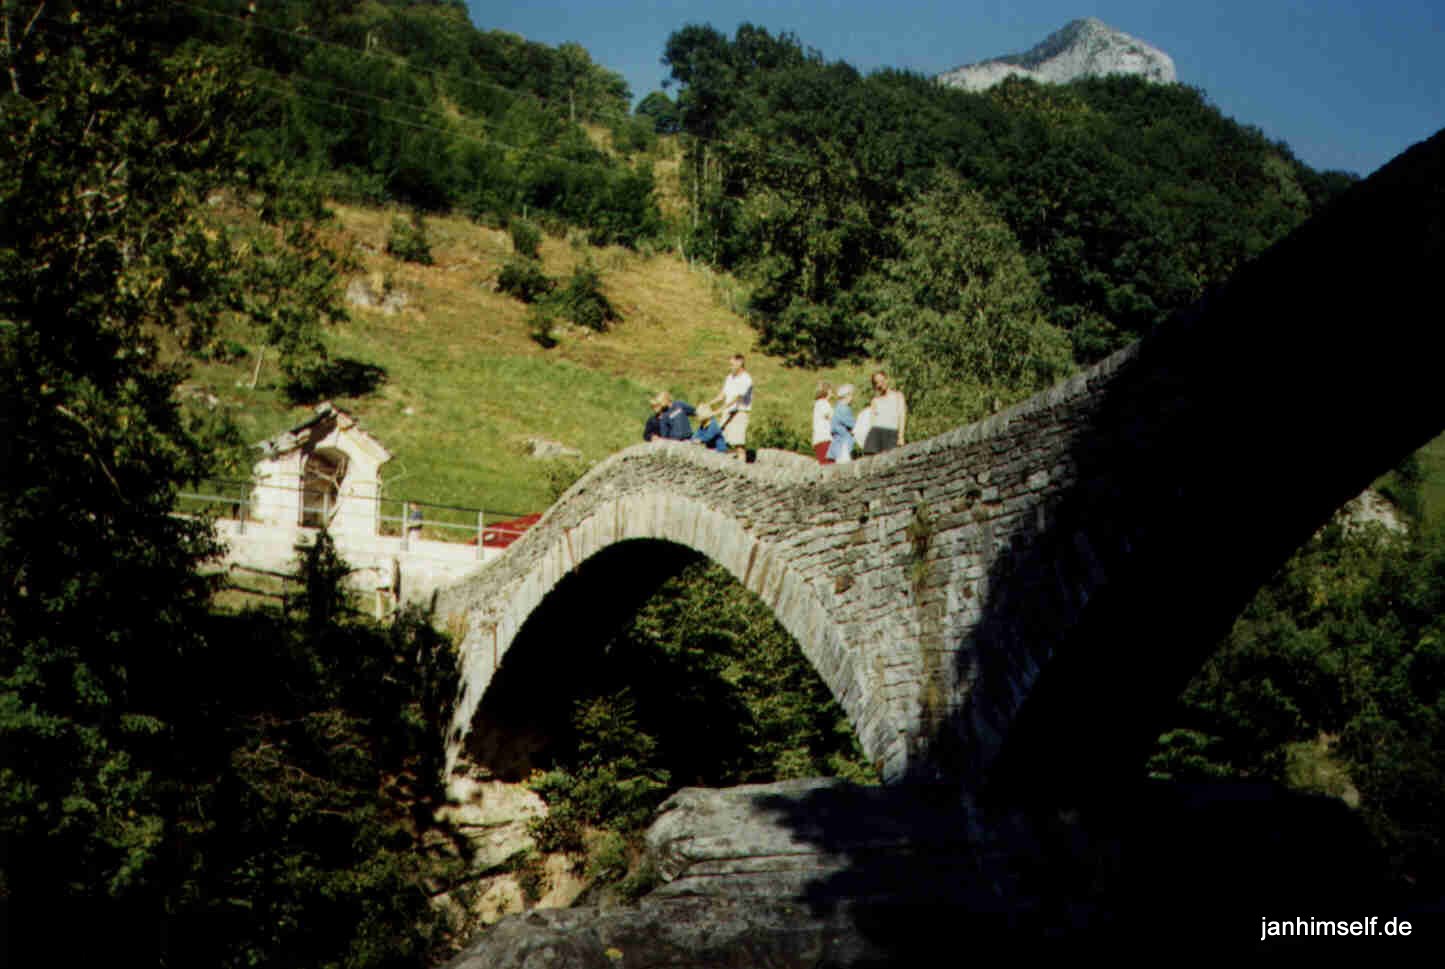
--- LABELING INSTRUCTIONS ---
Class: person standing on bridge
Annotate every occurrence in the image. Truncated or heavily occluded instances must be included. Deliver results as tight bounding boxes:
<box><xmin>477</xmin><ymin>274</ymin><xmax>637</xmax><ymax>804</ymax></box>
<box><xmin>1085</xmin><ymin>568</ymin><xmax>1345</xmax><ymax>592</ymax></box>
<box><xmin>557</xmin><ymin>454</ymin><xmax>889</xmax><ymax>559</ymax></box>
<box><xmin>862</xmin><ymin>370</ymin><xmax>907</xmax><ymax>455</ymax></box>
<box><xmin>812</xmin><ymin>381</ymin><xmax>834</xmax><ymax>464</ymax></box>
<box><xmin>708</xmin><ymin>353</ymin><xmax>753</xmax><ymax>453</ymax></box>
<box><xmin>827</xmin><ymin>384</ymin><xmax>856</xmax><ymax>464</ymax></box>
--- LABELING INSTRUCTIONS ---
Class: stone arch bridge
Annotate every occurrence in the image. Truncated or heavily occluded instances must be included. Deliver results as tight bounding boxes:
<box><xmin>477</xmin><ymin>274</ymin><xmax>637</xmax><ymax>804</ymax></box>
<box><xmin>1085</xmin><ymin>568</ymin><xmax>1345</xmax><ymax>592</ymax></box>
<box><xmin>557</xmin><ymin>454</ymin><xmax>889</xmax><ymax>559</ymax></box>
<box><xmin>436</xmin><ymin>130</ymin><xmax>1445</xmax><ymax>798</ymax></box>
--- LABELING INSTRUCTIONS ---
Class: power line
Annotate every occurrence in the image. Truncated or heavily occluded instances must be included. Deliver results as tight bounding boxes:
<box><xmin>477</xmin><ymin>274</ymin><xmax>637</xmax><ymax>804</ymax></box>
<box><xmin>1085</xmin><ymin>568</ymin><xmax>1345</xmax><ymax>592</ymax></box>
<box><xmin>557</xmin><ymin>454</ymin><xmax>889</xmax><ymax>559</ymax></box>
<box><xmin>25</xmin><ymin>3</ymin><xmax>901</xmax><ymax>239</ymax></box>
<box><xmin>23</xmin><ymin>7</ymin><xmax>654</xmax><ymax>189</ymax></box>
<box><xmin>163</xmin><ymin>0</ymin><xmax>564</xmax><ymax>116</ymax></box>
<box><xmin>161</xmin><ymin>0</ymin><xmax>915</xmax><ymax>198</ymax></box>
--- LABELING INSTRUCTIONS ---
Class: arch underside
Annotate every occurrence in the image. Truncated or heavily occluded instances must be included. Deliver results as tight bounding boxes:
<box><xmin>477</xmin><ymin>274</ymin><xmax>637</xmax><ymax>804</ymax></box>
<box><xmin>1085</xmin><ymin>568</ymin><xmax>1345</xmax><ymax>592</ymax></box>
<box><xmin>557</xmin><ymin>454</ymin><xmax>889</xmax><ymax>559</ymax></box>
<box><xmin>444</xmin><ymin>493</ymin><xmax>910</xmax><ymax>785</ymax></box>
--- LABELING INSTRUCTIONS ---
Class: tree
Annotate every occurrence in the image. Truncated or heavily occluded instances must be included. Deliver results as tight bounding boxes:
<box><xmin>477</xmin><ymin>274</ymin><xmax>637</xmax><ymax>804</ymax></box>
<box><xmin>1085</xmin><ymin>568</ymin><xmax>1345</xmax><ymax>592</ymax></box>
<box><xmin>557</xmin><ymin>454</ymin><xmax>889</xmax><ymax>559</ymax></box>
<box><xmin>2</xmin><ymin>3</ymin><xmax>236</xmax><ymax>915</ymax></box>
<box><xmin>636</xmin><ymin>90</ymin><xmax>680</xmax><ymax>134</ymax></box>
<box><xmin>0</xmin><ymin>3</ymin><xmax>348</xmax><ymax>954</ymax></box>
<box><xmin>865</xmin><ymin>171</ymin><xmax>1072</xmax><ymax>432</ymax></box>
<box><xmin>1150</xmin><ymin>510</ymin><xmax>1445</xmax><ymax>894</ymax></box>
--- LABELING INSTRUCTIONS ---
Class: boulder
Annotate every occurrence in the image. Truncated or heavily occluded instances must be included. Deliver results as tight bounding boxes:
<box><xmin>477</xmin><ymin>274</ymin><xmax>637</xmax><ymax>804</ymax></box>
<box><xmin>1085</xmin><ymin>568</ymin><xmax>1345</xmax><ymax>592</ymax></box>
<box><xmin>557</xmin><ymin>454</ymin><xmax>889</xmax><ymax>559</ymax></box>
<box><xmin>526</xmin><ymin>437</ymin><xmax>583</xmax><ymax>460</ymax></box>
<box><xmin>345</xmin><ymin>273</ymin><xmax>409</xmax><ymax>315</ymax></box>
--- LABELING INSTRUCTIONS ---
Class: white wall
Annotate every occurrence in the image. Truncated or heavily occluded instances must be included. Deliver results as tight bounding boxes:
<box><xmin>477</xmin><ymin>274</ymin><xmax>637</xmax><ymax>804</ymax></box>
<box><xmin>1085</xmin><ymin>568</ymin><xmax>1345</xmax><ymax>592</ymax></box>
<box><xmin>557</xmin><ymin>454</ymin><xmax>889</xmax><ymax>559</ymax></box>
<box><xmin>210</xmin><ymin>518</ymin><xmax>501</xmax><ymax>606</ymax></box>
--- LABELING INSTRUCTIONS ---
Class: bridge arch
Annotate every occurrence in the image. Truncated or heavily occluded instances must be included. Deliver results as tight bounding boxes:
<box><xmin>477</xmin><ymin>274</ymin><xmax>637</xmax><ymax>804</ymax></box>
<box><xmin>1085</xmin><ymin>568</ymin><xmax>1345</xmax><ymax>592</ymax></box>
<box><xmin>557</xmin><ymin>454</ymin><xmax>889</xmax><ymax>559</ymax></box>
<box><xmin>438</xmin><ymin>477</ymin><xmax>898</xmax><ymax>783</ymax></box>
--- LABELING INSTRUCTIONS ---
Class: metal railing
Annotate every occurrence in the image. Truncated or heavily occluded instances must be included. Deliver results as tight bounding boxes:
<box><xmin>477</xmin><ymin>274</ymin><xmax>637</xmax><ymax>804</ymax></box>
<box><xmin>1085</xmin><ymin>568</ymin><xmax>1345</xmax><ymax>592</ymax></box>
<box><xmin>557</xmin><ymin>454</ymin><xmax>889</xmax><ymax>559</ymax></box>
<box><xmin>176</xmin><ymin>478</ymin><xmax>536</xmax><ymax>556</ymax></box>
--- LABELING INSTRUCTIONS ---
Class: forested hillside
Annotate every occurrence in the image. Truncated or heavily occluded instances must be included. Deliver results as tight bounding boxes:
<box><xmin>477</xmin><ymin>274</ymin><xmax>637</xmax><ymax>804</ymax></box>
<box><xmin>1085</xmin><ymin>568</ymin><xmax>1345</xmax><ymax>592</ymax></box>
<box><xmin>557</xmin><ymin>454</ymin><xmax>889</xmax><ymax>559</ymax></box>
<box><xmin>172</xmin><ymin>0</ymin><xmax>662</xmax><ymax>242</ymax></box>
<box><xmin>649</xmin><ymin>24</ymin><xmax>1356</xmax><ymax>431</ymax></box>
<box><xmin>3</xmin><ymin>2</ymin><xmax>1440</xmax><ymax>963</ymax></box>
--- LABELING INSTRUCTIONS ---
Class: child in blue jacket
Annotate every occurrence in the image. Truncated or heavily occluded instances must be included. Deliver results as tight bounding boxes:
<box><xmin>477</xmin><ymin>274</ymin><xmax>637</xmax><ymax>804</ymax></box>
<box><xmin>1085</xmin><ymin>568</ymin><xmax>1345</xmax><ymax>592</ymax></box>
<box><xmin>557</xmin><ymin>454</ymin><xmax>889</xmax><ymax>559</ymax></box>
<box><xmin>692</xmin><ymin>404</ymin><xmax>729</xmax><ymax>453</ymax></box>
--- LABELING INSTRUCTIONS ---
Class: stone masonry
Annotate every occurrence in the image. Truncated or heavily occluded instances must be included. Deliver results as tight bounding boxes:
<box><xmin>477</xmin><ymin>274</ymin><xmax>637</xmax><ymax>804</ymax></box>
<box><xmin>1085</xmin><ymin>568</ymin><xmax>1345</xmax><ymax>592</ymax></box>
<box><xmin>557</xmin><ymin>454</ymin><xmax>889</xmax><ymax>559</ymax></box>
<box><xmin>436</xmin><ymin>128</ymin><xmax>1445</xmax><ymax>796</ymax></box>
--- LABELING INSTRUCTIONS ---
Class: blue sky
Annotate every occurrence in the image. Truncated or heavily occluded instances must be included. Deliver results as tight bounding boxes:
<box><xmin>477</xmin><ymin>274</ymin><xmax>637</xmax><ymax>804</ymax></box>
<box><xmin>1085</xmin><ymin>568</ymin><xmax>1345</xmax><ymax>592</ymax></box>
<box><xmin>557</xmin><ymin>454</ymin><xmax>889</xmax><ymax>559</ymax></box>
<box><xmin>465</xmin><ymin>0</ymin><xmax>1443</xmax><ymax>176</ymax></box>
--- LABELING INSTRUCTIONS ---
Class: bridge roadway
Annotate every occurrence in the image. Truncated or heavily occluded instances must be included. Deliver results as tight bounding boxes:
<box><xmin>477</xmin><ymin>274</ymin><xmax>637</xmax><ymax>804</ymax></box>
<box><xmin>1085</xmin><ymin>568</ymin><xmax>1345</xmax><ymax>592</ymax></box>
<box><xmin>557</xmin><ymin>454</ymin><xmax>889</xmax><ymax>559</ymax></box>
<box><xmin>436</xmin><ymin>128</ymin><xmax>1445</xmax><ymax>798</ymax></box>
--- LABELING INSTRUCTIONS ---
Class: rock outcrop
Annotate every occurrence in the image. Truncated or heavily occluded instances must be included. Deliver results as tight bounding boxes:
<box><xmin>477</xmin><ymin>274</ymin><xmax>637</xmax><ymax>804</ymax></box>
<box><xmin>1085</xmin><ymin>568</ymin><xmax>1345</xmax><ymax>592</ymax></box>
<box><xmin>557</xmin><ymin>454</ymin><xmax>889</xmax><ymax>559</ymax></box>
<box><xmin>443</xmin><ymin>776</ymin><xmax>1401</xmax><ymax>964</ymax></box>
<box><xmin>937</xmin><ymin>18</ymin><xmax>1176</xmax><ymax>92</ymax></box>
<box><xmin>442</xmin><ymin>779</ymin><xmax>1016</xmax><ymax>968</ymax></box>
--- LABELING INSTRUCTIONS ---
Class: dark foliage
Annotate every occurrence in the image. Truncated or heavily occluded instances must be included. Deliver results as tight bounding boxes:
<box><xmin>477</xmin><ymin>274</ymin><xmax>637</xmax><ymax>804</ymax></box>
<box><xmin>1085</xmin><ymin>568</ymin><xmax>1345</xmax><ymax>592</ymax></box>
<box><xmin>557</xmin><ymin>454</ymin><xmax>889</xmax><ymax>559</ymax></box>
<box><xmin>284</xmin><ymin>356</ymin><xmax>389</xmax><ymax>404</ymax></box>
<box><xmin>1</xmin><ymin>6</ymin><xmax>457</xmax><ymax>963</ymax></box>
<box><xmin>636</xmin><ymin>90</ymin><xmax>682</xmax><ymax>134</ymax></box>
<box><xmin>386</xmin><ymin>212</ymin><xmax>435</xmax><ymax>265</ymax></box>
<box><xmin>509</xmin><ymin>217</ymin><xmax>544</xmax><ymax>259</ymax></box>
<box><xmin>497</xmin><ymin>255</ymin><xmax>555</xmax><ymax>303</ymax></box>
<box><xmin>1152</xmin><ymin>504</ymin><xmax>1445</xmax><ymax>896</ymax></box>
<box><xmin>147</xmin><ymin>534</ymin><xmax>462</xmax><ymax>967</ymax></box>
<box><xmin>159</xmin><ymin>0</ymin><xmax>663</xmax><ymax>241</ymax></box>
<box><xmin>554</xmin><ymin>260</ymin><xmax>621</xmax><ymax>332</ymax></box>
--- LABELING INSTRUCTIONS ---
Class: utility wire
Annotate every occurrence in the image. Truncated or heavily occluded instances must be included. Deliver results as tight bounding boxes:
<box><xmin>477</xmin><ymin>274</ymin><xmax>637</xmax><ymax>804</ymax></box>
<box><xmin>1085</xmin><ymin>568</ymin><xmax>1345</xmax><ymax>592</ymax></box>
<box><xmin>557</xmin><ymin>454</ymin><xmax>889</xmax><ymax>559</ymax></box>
<box><xmin>162</xmin><ymin>0</ymin><xmax>919</xmax><ymax>194</ymax></box>
<box><xmin>23</xmin><ymin>7</ymin><xmax>649</xmax><ymax>185</ymax></box>
<box><xmin>163</xmin><ymin>0</ymin><xmax>561</xmax><ymax>114</ymax></box>
<box><xmin>26</xmin><ymin>3</ymin><xmax>901</xmax><ymax>238</ymax></box>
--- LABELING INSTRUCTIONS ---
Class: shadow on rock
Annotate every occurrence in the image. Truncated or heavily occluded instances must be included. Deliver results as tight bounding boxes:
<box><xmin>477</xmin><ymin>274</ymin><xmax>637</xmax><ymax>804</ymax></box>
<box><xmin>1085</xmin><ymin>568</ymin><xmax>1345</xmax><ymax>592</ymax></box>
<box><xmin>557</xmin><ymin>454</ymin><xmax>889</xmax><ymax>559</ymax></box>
<box><xmin>444</xmin><ymin>776</ymin><xmax>1433</xmax><ymax>965</ymax></box>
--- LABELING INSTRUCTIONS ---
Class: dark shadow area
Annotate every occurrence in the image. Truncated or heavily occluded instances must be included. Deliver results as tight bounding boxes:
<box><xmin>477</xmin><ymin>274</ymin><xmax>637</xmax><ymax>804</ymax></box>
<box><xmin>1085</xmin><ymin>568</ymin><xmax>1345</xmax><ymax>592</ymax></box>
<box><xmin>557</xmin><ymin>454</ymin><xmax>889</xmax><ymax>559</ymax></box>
<box><xmin>460</xmin><ymin>543</ymin><xmax>871</xmax><ymax>789</ymax></box>
<box><xmin>461</xmin><ymin>540</ymin><xmax>702</xmax><ymax>780</ymax></box>
<box><xmin>742</xmin><ymin>777</ymin><xmax>1437</xmax><ymax>956</ymax></box>
<box><xmin>972</xmin><ymin>129</ymin><xmax>1445</xmax><ymax>797</ymax></box>
<box><xmin>284</xmin><ymin>356</ymin><xmax>388</xmax><ymax>403</ymax></box>
<box><xmin>4</xmin><ymin>546</ymin><xmax>463</xmax><ymax>968</ymax></box>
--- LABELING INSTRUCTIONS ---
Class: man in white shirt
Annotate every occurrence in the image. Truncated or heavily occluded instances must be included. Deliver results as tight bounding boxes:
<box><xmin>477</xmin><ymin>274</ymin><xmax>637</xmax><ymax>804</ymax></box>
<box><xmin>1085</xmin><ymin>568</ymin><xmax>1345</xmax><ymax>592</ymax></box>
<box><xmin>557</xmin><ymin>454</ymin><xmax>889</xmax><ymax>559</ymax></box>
<box><xmin>709</xmin><ymin>353</ymin><xmax>753</xmax><ymax>450</ymax></box>
<box><xmin>863</xmin><ymin>370</ymin><xmax>907</xmax><ymax>454</ymax></box>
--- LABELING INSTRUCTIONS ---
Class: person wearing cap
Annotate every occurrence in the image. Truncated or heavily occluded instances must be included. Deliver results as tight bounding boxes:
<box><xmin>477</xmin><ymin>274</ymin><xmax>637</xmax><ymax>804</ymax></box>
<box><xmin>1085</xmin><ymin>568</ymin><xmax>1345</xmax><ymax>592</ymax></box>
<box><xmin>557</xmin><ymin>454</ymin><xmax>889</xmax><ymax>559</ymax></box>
<box><xmin>826</xmin><ymin>384</ymin><xmax>856</xmax><ymax>464</ymax></box>
<box><xmin>691</xmin><ymin>403</ymin><xmax>729</xmax><ymax>453</ymax></box>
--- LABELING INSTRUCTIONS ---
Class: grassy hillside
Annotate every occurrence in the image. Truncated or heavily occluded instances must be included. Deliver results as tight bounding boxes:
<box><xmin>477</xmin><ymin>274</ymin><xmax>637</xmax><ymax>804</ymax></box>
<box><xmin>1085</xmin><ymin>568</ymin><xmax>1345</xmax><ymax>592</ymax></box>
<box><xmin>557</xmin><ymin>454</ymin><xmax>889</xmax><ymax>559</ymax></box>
<box><xmin>187</xmin><ymin>203</ymin><xmax>877</xmax><ymax>515</ymax></box>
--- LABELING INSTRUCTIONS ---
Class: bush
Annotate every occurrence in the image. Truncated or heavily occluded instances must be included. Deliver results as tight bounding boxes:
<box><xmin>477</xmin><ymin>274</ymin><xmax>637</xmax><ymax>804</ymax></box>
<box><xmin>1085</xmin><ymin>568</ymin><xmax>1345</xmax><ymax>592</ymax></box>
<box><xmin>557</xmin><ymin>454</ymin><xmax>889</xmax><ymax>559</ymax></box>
<box><xmin>611</xmin><ymin>115</ymin><xmax>657</xmax><ymax>156</ymax></box>
<box><xmin>584</xmin><ymin>830</ymin><xmax>631</xmax><ymax>883</ymax></box>
<box><xmin>497</xmin><ymin>256</ymin><xmax>554</xmax><ymax>303</ymax></box>
<box><xmin>556</xmin><ymin>260</ymin><xmax>620</xmax><ymax>332</ymax></box>
<box><xmin>511</xmin><ymin>852</ymin><xmax>549</xmax><ymax>903</ymax></box>
<box><xmin>541</xmin><ymin>457</ymin><xmax>591</xmax><ymax>501</ymax></box>
<box><xmin>526</xmin><ymin>692</ymin><xmax>671</xmax><ymax>855</ymax></box>
<box><xmin>527</xmin><ymin>301</ymin><xmax>560</xmax><ymax>348</ymax></box>
<box><xmin>616</xmin><ymin>858</ymin><xmax>662</xmax><ymax>901</ymax></box>
<box><xmin>509</xmin><ymin>218</ymin><xmax>543</xmax><ymax>259</ymax></box>
<box><xmin>385</xmin><ymin>212</ymin><xmax>433</xmax><ymax>265</ymax></box>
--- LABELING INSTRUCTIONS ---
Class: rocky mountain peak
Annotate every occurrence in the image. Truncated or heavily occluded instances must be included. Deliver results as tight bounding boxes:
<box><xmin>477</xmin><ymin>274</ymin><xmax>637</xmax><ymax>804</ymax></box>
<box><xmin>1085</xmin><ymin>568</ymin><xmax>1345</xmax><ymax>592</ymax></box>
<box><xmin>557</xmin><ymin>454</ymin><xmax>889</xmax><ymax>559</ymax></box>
<box><xmin>937</xmin><ymin>18</ymin><xmax>1177</xmax><ymax>92</ymax></box>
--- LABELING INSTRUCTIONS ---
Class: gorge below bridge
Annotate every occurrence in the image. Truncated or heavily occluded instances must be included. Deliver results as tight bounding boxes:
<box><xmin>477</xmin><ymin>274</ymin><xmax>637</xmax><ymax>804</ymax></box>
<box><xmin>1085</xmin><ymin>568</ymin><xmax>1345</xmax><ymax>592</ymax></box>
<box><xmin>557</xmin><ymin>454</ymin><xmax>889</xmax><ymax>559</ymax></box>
<box><xmin>436</xmin><ymin>130</ymin><xmax>1445</xmax><ymax>803</ymax></box>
